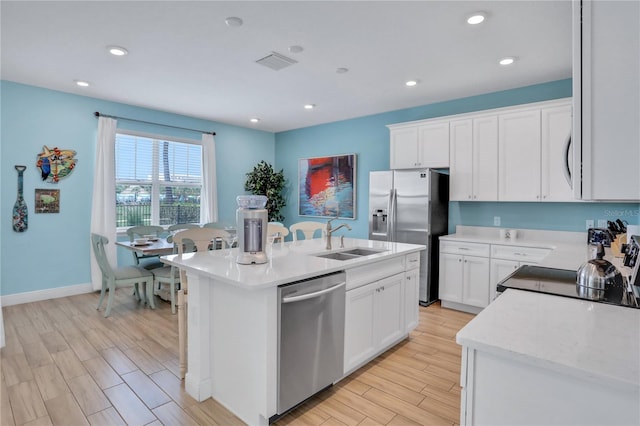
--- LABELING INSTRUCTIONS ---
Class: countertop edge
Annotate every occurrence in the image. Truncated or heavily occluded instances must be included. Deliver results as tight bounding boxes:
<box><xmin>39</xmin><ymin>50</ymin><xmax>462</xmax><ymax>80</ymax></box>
<box><xmin>456</xmin><ymin>290</ymin><xmax>640</xmax><ymax>391</ymax></box>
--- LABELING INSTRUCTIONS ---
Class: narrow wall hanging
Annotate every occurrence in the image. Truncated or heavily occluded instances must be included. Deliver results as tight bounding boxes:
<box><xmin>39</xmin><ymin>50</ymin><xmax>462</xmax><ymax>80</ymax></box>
<box><xmin>36</xmin><ymin>145</ymin><xmax>77</xmax><ymax>183</ymax></box>
<box><xmin>13</xmin><ymin>165</ymin><xmax>28</xmax><ymax>232</ymax></box>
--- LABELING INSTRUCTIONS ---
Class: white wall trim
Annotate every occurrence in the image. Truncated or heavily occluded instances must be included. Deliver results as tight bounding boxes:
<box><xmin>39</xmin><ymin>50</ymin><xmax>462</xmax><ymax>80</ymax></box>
<box><xmin>1</xmin><ymin>283</ymin><xmax>94</xmax><ymax>307</ymax></box>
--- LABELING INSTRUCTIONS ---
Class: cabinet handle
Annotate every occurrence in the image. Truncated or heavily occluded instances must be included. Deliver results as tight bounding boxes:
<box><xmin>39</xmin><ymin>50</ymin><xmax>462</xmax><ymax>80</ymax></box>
<box><xmin>458</xmin><ymin>258</ymin><xmax>462</xmax><ymax>262</ymax></box>
<box><xmin>473</xmin><ymin>195</ymin><xmax>477</xmax><ymax>199</ymax></box>
<box><xmin>468</xmin><ymin>195</ymin><xmax>472</xmax><ymax>199</ymax></box>
<box><xmin>406</xmin><ymin>276</ymin><xmax>411</xmax><ymax>280</ymax></box>
<box><xmin>464</xmin><ymin>259</ymin><xmax>467</xmax><ymax>263</ymax></box>
<box><xmin>458</xmin><ymin>247</ymin><xmax>470</xmax><ymax>251</ymax></box>
<box><xmin>513</xmin><ymin>253</ymin><xmax>526</xmax><ymax>257</ymax></box>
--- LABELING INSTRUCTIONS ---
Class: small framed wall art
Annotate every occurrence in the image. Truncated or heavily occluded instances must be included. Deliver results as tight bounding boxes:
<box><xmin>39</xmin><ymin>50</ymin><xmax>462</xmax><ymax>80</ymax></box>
<box><xmin>35</xmin><ymin>189</ymin><xmax>60</xmax><ymax>213</ymax></box>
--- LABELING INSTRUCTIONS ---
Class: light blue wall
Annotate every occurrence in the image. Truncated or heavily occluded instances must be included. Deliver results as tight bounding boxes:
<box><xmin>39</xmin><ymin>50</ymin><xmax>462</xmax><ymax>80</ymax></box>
<box><xmin>0</xmin><ymin>81</ymin><xmax>274</xmax><ymax>296</ymax></box>
<box><xmin>275</xmin><ymin>79</ymin><xmax>639</xmax><ymax>237</ymax></box>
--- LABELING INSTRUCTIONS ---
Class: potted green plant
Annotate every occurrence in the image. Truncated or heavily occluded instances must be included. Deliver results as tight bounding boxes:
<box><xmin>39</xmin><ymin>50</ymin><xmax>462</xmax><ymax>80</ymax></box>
<box><xmin>244</xmin><ymin>161</ymin><xmax>287</xmax><ymax>222</ymax></box>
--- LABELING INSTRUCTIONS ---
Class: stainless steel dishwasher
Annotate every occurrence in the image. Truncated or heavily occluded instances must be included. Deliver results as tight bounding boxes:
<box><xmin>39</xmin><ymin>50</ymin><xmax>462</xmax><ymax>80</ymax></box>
<box><xmin>276</xmin><ymin>271</ymin><xmax>346</xmax><ymax>417</ymax></box>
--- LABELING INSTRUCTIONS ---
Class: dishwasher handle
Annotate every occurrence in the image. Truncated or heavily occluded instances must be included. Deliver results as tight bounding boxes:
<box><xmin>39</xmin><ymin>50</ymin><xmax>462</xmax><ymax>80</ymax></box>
<box><xmin>281</xmin><ymin>282</ymin><xmax>345</xmax><ymax>304</ymax></box>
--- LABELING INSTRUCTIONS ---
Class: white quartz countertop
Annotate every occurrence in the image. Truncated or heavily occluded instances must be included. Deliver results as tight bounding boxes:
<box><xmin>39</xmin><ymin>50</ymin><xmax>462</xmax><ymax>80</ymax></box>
<box><xmin>457</xmin><ymin>289</ymin><xmax>640</xmax><ymax>390</ymax></box>
<box><xmin>439</xmin><ymin>226</ymin><xmax>615</xmax><ymax>271</ymax></box>
<box><xmin>161</xmin><ymin>237</ymin><xmax>424</xmax><ymax>290</ymax></box>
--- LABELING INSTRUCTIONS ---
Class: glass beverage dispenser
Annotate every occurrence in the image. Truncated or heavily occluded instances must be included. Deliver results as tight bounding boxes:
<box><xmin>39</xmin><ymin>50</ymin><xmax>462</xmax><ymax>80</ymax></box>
<box><xmin>236</xmin><ymin>195</ymin><xmax>268</xmax><ymax>265</ymax></box>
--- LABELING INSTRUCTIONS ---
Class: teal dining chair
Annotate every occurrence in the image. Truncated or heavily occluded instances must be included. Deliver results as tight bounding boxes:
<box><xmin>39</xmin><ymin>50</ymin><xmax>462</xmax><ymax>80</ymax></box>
<box><xmin>91</xmin><ymin>233</ymin><xmax>155</xmax><ymax>317</ymax></box>
<box><xmin>126</xmin><ymin>225</ymin><xmax>165</xmax><ymax>269</ymax></box>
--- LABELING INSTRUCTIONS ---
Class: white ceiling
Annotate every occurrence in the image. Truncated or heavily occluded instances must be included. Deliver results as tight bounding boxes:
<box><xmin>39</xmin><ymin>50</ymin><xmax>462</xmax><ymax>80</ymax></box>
<box><xmin>1</xmin><ymin>1</ymin><xmax>572</xmax><ymax>133</ymax></box>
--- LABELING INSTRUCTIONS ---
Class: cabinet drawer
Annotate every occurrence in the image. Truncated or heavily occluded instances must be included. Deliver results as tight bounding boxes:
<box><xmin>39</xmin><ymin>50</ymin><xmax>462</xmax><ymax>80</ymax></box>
<box><xmin>490</xmin><ymin>244</ymin><xmax>551</xmax><ymax>263</ymax></box>
<box><xmin>440</xmin><ymin>241</ymin><xmax>490</xmax><ymax>257</ymax></box>
<box><xmin>346</xmin><ymin>256</ymin><xmax>405</xmax><ymax>290</ymax></box>
<box><xmin>405</xmin><ymin>252</ymin><xmax>420</xmax><ymax>270</ymax></box>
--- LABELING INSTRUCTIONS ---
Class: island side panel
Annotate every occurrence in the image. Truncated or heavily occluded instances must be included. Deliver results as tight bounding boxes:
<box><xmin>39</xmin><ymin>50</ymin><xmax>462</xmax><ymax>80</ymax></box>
<box><xmin>210</xmin><ymin>277</ymin><xmax>278</xmax><ymax>426</ymax></box>
<box><xmin>464</xmin><ymin>349</ymin><xmax>639</xmax><ymax>425</ymax></box>
<box><xmin>185</xmin><ymin>272</ymin><xmax>213</xmax><ymax>401</ymax></box>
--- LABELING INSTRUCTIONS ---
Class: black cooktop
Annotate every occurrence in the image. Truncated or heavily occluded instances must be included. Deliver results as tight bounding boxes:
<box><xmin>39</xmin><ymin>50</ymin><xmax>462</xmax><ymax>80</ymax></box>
<box><xmin>496</xmin><ymin>265</ymin><xmax>640</xmax><ymax>309</ymax></box>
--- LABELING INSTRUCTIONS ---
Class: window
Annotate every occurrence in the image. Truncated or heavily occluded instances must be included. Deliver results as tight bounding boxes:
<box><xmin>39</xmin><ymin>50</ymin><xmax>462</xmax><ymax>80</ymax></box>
<box><xmin>115</xmin><ymin>132</ymin><xmax>203</xmax><ymax>228</ymax></box>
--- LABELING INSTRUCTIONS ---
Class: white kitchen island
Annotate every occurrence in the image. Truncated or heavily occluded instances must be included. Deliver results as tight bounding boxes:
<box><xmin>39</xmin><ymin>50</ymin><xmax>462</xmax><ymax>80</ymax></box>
<box><xmin>161</xmin><ymin>237</ymin><xmax>424</xmax><ymax>425</ymax></box>
<box><xmin>456</xmin><ymin>289</ymin><xmax>640</xmax><ymax>425</ymax></box>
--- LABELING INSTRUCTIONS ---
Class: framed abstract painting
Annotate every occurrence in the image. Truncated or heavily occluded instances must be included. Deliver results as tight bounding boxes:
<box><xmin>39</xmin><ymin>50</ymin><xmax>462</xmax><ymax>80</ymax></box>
<box><xmin>298</xmin><ymin>154</ymin><xmax>356</xmax><ymax>219</ymax></box>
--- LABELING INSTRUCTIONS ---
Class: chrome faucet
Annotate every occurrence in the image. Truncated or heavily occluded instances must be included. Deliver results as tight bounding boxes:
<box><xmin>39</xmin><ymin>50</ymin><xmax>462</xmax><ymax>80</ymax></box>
<box><xmin>326</xmin><ymin>217</ymin><xmax>351</xmax><ymax>250</ymax></box>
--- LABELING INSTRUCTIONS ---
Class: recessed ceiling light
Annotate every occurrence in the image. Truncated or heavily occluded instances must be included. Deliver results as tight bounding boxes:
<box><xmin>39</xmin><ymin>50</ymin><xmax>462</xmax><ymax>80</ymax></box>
<box><xmin>288</xmin><ymin>45</ymin><xmax>304</xmax><ymax>54</ymax></box>
<box><xmin>336</xmin><ymin>67</ymin><xmax>349</xmax><ymax>74</ymax></box>
<box><xmin>225</xmin><ymin>17</ymin><xmax>243</xmax><ymax>27</ymax></box>
<box><xmin>107</xmin><ymin>46</ymin><xmax>128</xmax><ymax>56</ymax></box>
<box><xmin>467</xmin><ymin>12</ymin><xmax>486</xmax><ymax>25</ymax></box>
<box><xmin>499</xmin><ymin>57</ymin><xmax>516</xmax><ymax>65</ymax></box>
<box><xmin>250</xmin><ymin>118</ymin><xmax>260</xmax><ymax>123</ymax></box>
<box><xmin>304</xmin><ymin>104</ymin><xmax>316</xmax><ymax>110</ymax></box>
<box><xmin>74</xmin><ymin>80</ymin><xmax>90</xmax><ymax>87</ymax></box>
<box><xmin>405</xmin><ymin>80</ymin><xmax>418</xmax><ymax>87</ymax></box>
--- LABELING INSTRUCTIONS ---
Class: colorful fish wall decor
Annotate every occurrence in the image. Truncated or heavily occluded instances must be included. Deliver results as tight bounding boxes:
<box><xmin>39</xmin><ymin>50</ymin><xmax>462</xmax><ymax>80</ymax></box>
<box><xmin>36</xmin><ymin>145</ymin><xmax>77</xmax><ymax>183</ymax></box>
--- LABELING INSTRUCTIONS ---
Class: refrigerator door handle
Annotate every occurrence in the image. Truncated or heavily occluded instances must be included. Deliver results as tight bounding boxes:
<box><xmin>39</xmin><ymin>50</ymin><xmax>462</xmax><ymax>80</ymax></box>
<box><xmin>389</xmin><ymin>188</ymin><xmax>397</xmax><ymax>242</ymax></box>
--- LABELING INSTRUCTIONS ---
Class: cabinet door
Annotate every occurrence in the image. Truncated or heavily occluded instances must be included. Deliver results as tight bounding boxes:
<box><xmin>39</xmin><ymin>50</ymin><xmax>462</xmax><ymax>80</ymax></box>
<box><xmin>418</xmin><ymin>121</ymin><xmax>449</xmax><ymax>168</ymax></box>
<box><xmin>498</xmin><ymin>109</ymin><xmax>541</xmax><ymax>201</ymax></box>
<box><xmin>462</xmin><ymin>256</ymin><xmax>490</xmax><ymax>308</ymax></box>
<box><xmin>390</xmin><ymin>127</ymin><xmax>419</xmax><ymax>169</ymax></box>
<box><xmin>577</xmin><ymin>0</ymin><xmax>640</xmax><ymax>200</ymax></box>
<box><xmin>489</xmin><ymin>259</ymin><xmax>520</xmax><ymax>303</ymax></box>
<box><xmin>541</xmin><ymin>104</ymin><xmax>574</xmax><ymax>201</ymax></box>
<box><xmin>439</xmin><ymin>253</ymin><xmax>463</xmax><ymax>303</ymax></box>
<box><xmin>473</xmin><ymin>115</ymin><xmax>499</xmax><ymax>201</ymax></box>
<box><xmin>404</xmin><ymin>269</ymin><xmax>419</xmax><ymax>333</ymax></box>
<box><xmin>375</xmin><ymin>273</ymin><xmax>405</xmax><ymax>350</ymax></box>
<box><xmin>344</xmin><ymin>283</ymin><xmax>377</xmax><ymax>373</ymax></box>
<box><xmin>450</xmin><ymin>119</ymin><xmax>473</xmax><ymax>200</ymax></box>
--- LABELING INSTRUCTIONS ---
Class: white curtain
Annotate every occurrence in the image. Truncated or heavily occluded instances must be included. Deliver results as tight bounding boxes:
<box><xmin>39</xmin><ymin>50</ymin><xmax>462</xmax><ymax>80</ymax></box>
<box><xmin>200</xmin><ymin>133</ymin><xmax>218</xmax><ymax>224</ymax></box>
<box><xmin>90</xmin><ymin>117</ymin><xmax>118</xmax><ymax>291</ymax></box>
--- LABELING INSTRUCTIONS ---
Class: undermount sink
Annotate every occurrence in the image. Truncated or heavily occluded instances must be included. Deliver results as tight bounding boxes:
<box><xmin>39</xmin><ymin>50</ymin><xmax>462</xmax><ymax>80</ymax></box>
<box><xmin>315</xmin><ymin>252</ymin><xmax>361</xmax><ymax>261</ymax></box>
<box><xmin>314</xmin><ymin>247</ymin><xmax>388</xmax><ymax>261</ymax></box>
<box><xmin>341</xmin><ymin>248</ymin><xmax>386</xmax><ymax>256</ymax></box>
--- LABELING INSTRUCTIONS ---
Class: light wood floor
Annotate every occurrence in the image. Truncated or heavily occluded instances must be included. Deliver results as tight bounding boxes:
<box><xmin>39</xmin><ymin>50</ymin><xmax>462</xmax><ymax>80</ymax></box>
<box><xmin>1</xmin><ymin>289</ymin><xmax>474</xmax><ymax>426</ymax></box>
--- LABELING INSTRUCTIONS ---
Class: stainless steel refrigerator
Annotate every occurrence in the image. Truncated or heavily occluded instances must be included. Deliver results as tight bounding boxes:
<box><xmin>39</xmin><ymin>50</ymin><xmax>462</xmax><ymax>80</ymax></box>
<box><xmin>369</xmin><ymin>169</ymin><xmax>449</xmax><ymax>305</ymax></box>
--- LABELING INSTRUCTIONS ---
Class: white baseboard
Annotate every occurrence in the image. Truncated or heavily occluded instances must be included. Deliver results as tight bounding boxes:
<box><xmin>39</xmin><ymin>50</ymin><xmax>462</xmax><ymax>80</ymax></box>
<box><xmin>1</xmin><ymin>283</ymin><xmax>95</xmax><ymax>307</ymax></box>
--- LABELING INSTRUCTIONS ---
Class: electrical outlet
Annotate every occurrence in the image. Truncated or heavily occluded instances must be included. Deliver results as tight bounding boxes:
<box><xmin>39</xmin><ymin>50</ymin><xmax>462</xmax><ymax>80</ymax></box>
<box><xmin>586</xmin><ymin>219</ymin><xmax>594</xmax><ymax>230</ymax></box>
<box><xmin>597</xmin><ymin>219</ymin><xmax>607</xmax><ymax>228</ymax></box>
<box><xmin>494</xmin><ymin>216</ymin><xmax>501</xmax><ymax>226</ymax></box>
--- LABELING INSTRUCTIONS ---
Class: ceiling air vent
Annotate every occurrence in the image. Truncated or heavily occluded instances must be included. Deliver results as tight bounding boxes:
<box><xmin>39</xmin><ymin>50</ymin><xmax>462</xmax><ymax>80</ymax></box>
<box><xmin>255</xmin><ymin>52</ymin><xmax>297</xmax><ymax>71</ymax></box>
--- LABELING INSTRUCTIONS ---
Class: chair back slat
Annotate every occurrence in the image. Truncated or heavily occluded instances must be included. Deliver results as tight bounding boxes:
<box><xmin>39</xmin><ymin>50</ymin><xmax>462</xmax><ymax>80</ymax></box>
<box><xmin>91</xmin><ymin>233</ymin><xmax>115</xmax><ymax>279</ymax></box>
<box><xmin>289</xmin><ymin>221</ymin><xmax>325</xmax><ymax>241</ymax></box>
<box><xmin>126</xmin><ymin>225</ymin><xmax>165</xmax><ymax>242</ymax></box>
<box><xmin>173</xmin><ymin>228</ymin><xmax>230</xmax><ymax>288</ymax></box>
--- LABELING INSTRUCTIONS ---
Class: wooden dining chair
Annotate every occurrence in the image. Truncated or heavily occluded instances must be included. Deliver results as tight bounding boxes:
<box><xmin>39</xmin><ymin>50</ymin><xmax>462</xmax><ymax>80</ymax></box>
<box><xmin>91</xmin><ymin>233</ymin><xmax>155</xmax><ymax>317</ymax></box>
<box><xmin>173</xmin><ymin>227</ymin><xmax>230</xmax><ymax>379</ymax></box>
<box><xmin>267</xmin><ymin>223</ymin><xmax>289</xmax><ymax>244</ymax></box>
<box><xmin>289</xmin><ymin>221</ymin><xmax>326</xmax><ymax>241</ymax></box>
<box><xmin>126</xmin><ymin>225</ymin><xmax>165</xmax><ymax>269</ymax></box>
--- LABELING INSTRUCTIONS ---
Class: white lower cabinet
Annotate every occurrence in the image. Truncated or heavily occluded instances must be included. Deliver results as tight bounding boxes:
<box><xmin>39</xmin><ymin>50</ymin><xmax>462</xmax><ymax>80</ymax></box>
<box><xmin>440</xmin><ymin>253</ymin><xmax>490</xmax><ymax>308</ymax></box>
<box><xmin>489</xmin><ymin>259</ymin><xmax>519</xmax><ymax>301</ymax></box>
<box><xmin>344</xmin><ymin>272</ymin><xmax>404</xmax><ymax>374</ymax></box>
<box><xmin>439</xmin><ymin>241</ymin><xmax>491</xmax><ymax>312</ymax></box>
<box><xmin>404</xmin><ymin>266</ymin><xmax>419</xmax><ymax>333</ymax></box>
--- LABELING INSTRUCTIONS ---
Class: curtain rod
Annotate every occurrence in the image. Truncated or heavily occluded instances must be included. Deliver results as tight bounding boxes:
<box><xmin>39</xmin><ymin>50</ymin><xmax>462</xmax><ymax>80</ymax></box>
<box><xmin>94</xmin><ymin>112</ymin><xmax>216</xmax><ymax>136</ymax></box>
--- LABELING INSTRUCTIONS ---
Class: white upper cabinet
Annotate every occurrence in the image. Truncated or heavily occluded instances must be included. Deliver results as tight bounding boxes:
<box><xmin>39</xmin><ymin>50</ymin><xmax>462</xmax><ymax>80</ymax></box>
<box><xmin>498</xmin><ymin>108</ymin><xmax>542</xmax><ymax>201</ymax></box>
<box><xmin>390</xmin><ymin>98</ymin><xmax>576</xmax><ymax>202</ymax></box>
<box><xmin>541</xmin><ymin>104</ymin><xmax>574</xmax><ymax>201</ymax></box>
<box><xmin>573</xmin><ymin>0</ymin><xmax>640</xmax><ymax>200</ymax></box>
<box><xmin>450</xmin><ymin>116</ymin><xmax>498</xmax><ymax>201</ymax></box>
<box><xmin>389</xmin><ymin>126</ymin><xmax>419</xmax><ymax>169</ymax></box>
<box><xmin>389</xmin><ymin>120</ymin><xmax>449</xmax><ymax>169</ymax></box>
